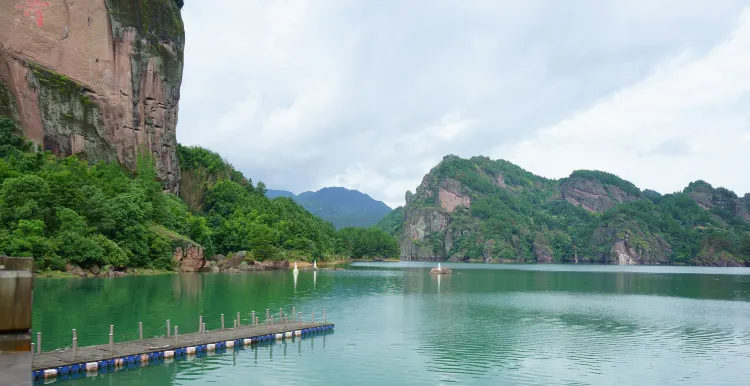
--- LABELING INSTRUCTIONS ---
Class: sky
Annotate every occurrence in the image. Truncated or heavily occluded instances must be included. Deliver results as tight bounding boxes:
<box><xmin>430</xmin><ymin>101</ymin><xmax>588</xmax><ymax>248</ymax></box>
<box><xmin>178</xmin><ymin>0</ymin><xmax>750</xmax><ymax>209</ymax></box>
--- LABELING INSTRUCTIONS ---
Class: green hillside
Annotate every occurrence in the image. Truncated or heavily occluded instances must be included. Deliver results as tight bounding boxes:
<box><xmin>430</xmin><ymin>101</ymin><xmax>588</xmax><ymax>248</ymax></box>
<box><xmin>379</xmin><ymin>155</ymin><xmax>750</xmax><ymax>266</ymax></box>
<box><xmin>0</xmin><ymin>116</ymin><xmax>398</xmax><ymax>272</ymax></box>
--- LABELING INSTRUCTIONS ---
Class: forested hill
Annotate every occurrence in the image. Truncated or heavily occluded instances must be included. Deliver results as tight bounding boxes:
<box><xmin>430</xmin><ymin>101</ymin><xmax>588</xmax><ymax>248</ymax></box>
<box><xmin>377</xmin><ymin>155</ymin><xmax>750</xmax><ymax>266</ymax></box>
<box><xmin>0</xmin><ymin>116</ymin><xmax>398</xmax><ymax>272</ymax></box>
<box><xmin>264</xmin><ymin>187</ymin><xmax>392</xmax><ymax>229</ymax></box>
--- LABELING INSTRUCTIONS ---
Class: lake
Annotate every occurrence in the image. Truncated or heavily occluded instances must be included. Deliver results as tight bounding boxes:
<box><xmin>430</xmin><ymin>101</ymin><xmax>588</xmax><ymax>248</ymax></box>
<box><xmin>32</xmin><ymin>262</ymin><xmax>750</xmax><ymax>385</ymax></box>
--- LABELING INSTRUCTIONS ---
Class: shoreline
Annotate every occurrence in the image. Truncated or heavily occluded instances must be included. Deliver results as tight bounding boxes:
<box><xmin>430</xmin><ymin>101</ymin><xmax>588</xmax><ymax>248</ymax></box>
<box><xmin>33</xmin><ymin>258</ymin><xmax>404</xmax><ymax>279</ymax></box>
<box><xmin>36</xmin><ymin>258</ymin><xmax>741</xmax><ymax>279</ymax></box>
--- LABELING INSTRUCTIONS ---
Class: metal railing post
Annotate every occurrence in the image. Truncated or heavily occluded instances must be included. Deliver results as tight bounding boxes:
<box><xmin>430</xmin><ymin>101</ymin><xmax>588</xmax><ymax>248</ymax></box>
<box><xmin>221</xmin><ymin>314</ymin><xmax>225</xmax><ymax>330</ymax></box>
<box><xmin>167</xmin><ymin>319</ymin><xmax>171</xmax><ymax>337</ymax></box>
<box><xmin>109</xmin><ymin>325</ymin><xmax>114</xmax><ymax>355</ymax></box>
<box><xmin>72</xmin><ymin>329</ymin><xmax>77</xmax><ymax>360</ymax></box>
<box><xmin>139</xmin><ymin>322</ymin><xmax>143</xmax><ymax>341</ymax></box>
<box><xmin>36</xmin><ymin>332</ymin><xmax>41</xmax><ymax>354</ymax></box>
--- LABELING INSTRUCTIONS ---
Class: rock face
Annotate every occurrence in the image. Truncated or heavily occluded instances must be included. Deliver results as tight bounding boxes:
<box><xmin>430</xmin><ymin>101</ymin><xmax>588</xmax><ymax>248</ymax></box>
<box><xmin>0</xmin><ymin>0</ymin><xmax>184</xmax><ymax>192</ymax></box>
<box><xmin>438</xmin><ymin>178</ymin><xmax>471</xmax><ymax>213</ymax></box>
<box><xmin>173</xmin><ymin>243</ymin><xmax>206</xmax><ymax>272</ymax></box>
<box><xmin>560</xmin><ymin>177</ymin><xmax>640</xmax><ymax>212</ymax></box>
<box><xmin>686</xmin><ymin>181</ymin><xmax>750</xmax><ymax>222</ymax></box>
<box><xmin>611</xmin><ymin>233</ymin><xmax>669</xmax><ymax>265</ymax></box>
<box><xmin>532</xmin><ymin>233</ymin><xmax>553</xmax><ymax>263</ymax></box>
<box><xmin>382</xmin><ymin>155</ymin><xmax>750</xmax><ymax>266</ymax></box>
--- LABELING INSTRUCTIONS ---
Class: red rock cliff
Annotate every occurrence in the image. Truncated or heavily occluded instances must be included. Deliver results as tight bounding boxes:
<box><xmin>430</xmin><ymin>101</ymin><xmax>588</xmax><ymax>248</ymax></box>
<box><xmin>0</xmin><ymin>0</ymin><xmax>184</xmax><ymax>192</ymax></box>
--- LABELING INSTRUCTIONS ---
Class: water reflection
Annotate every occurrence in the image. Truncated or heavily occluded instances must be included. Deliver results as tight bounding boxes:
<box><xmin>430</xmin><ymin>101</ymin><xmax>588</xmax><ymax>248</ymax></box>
<box><xmin>32</xmin><ymin>263</ymin><xmax>750</xmax><ymax>386</ymax></box>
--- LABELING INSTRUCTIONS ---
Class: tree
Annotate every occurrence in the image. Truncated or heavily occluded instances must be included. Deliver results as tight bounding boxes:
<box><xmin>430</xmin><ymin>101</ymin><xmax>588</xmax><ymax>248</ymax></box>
<box><xmin>255</xmin><ymin>181</ymin><xmax>267</xmax><ymax>196</ymax></box>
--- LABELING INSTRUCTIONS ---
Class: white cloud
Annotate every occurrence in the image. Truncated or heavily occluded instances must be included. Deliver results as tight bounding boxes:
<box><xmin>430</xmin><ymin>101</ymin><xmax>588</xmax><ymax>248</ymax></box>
<box><xmin>492</xmin><ymin>9</ymin><xmax>750</xmax><ymax>195</ymax></box>
<box><xmin>177</xmin><ymin>1</ymin><xmax>750</xmax><ymax>207</ymax></box>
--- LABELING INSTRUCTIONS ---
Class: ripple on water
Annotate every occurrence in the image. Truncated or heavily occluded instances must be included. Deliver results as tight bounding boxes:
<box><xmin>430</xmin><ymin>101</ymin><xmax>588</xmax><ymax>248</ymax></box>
<box><xmin>34</xmin><ymin>265</ymin><xmax>750</xmax><ymax>386</ymax></box>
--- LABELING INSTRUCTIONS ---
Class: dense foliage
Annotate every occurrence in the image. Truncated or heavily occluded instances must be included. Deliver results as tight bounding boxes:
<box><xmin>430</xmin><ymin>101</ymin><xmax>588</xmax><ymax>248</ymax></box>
<box><xmin>177</xmin><ymin>145</ymin><xmax>398</xmax><ymax>261</ymax></box>
<box><xmin>375</xmin><ymin>206</ymin><xmax>404</xmax><ymax>235</ymax></box>
<box><xmin>0</xmin><ymin>117</ymin><xmax>207</xmax><ymax>271</ymax></box>
<box><xmin>337</xmin><ymin>227</ymin><xmax>399</xmax><ymax>259</ymax></box>
<box><xmin>0</xmin><ymin>117</ymin><xmax>398</xmax><ymax>270</ymax></box>
<box><xmin>392</xmin><ymin>155</ymin><xmax>750</xmax><ymax>266</ymax></box>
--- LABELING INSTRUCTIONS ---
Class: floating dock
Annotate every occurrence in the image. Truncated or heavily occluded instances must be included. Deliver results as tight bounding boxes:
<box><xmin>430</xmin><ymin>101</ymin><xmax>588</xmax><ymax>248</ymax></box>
<box><xmin>32</xmin><ymin>318</ymin><xmax>334</xmax><ymax>381</ymax></box>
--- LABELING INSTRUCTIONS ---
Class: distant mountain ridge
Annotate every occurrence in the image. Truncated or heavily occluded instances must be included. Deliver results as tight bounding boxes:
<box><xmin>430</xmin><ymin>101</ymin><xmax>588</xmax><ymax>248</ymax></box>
<box><xmin>266</xmin><ymin>189</ymin><xmax>296</xmax><ymax>199</ymax></box>
<box><xmin>266</xmin><ymin>187</ymin><xmax>392</xmax><ymax>229</ymax></box>
<box><xmin>376</xmin><ymin>154</ymin><xmax>750</xmax><ymax>266</ymax></box>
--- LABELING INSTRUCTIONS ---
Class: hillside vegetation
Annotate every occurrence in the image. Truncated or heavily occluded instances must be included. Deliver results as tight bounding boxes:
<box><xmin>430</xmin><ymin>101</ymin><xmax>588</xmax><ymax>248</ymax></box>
<box><xmin>0</xmin><ymin>117</ymin><xmax>207</xmax><ymax>271</ymax></box>
<box><xmin>0</xmin><ymin>117</ymin><xmax>397</xmax><ymax>271</ymax></box>
<box><xmin>176</xmin><ymin>145</ymin><xmax>398</xmax><ymax>261</ymax></box>
<box><xmin>378</xmin><ymin>155</ymin><xmax>750</xmax><ymax>266</ymax></box>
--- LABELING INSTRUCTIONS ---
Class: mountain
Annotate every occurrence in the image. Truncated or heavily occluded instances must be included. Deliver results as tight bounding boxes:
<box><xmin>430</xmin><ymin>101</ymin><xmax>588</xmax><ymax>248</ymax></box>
<box><xmin>265</xmin><ymin>187</ymin><xmax>392</xmax><ymax>229</ymax></box>
<box><xmin>0</xmin><ymin>0</ymin><xmax>185</xmax><ymax>192</ymax></box>
<box><xmin>266</xmin><ymin>189</ymin><xmax>296</xmax><ymax>199</ymax></box>
<box><xmin>377</xmin><ymin>155</ymin><xmax>750</xmax><ymax>266</ymax></box>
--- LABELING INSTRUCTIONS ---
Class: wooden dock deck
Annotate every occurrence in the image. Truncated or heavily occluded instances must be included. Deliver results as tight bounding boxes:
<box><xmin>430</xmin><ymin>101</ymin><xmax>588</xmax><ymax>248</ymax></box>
<box><xmin>32</xmin><ymin>319</ymin><xmax>334</xmax><ymax>380</ymax></box>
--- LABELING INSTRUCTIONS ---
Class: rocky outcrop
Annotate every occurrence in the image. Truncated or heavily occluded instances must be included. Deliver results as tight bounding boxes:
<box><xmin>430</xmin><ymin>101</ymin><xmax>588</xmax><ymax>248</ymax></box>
<box><xmin>560</xmin><ymin>177</ymin><xmax>640</xmax><ymax>212</ymax></box>
<box><xmin>400</xmin><ymin>207</ymin><xmax>450</xmax><ymax>260</ymax></box>
<box><xmin>686</xmin><ymin>182</ymin><xmax>750</xmax><ymax>222</ymax></box>
<box><xmin>391</xmin><ymin>155</ymin><xmax>749</xmax><ymax>266</ymax></box>
<box><xmin>532</xmin><ymin>233</ymin><xmax>553</xmax><ymax>263</ymax></box>
<box><xmin>610</xmin><ymin>232</ymin><xmax>670</xmax><ymax>265</ymax></box>
<box><xmin>0</xmin><ymin>0</ymin><xmax>184</xmax><ymax>192</ymax></box>
<box><xmin>173</xmin><ymin>243</ymin><xmax>206</xmax><ymax>272</ymax></box>
<box><xmin>437</xmin><ymin>178</ymin><xmax>471</xmax><ymax>213</ymax></box>
<box><xmin>694</xmin><ymin>247</ymin><xmax>744</xmax><ymax>267</ymax></box>
<box><xmin>483</xmin><ymin>240</ymin><xmax>495</xmax><ymax>263</ymax></box>
<box><xmin>217</xmin><ymin>251</ymin><xmax>247</xmax><ymax>270</ymax></box>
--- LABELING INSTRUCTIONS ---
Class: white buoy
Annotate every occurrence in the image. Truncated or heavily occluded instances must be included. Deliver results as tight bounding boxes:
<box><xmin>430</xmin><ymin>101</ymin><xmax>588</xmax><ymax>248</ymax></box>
<box><xmin>293</xmin><ymin>262</ymin><xmax>299</xmax><ymax>274</ymax></box>
<box><xmin>438</xmin><ymin>263</ymin><xmax>441</xmax><ymax>270</ymax></box>
<box><xmin>313</xmin><ymin>260</ymin><xmax>318</xmax><ymax>269</ymax></box>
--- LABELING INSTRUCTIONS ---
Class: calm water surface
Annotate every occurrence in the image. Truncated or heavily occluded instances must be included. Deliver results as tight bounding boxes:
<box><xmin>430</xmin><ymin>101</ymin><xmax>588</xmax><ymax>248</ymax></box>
<box><xmin>32</xmin><ymin>262</ymin><xmax>750</xmax><ymax>385</ymax></box>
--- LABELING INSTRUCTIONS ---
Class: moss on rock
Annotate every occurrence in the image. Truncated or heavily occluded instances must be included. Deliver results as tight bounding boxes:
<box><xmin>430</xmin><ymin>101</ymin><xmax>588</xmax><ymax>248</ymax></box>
<box><xmin>0</xmin><ymin>78</ymin><xmax>19</xmax><ymax>125</ymax></box>
<box><xmin>26</xmin><ymin>64</ymin><xmax>114</xmax><ymax>161</ymax></box>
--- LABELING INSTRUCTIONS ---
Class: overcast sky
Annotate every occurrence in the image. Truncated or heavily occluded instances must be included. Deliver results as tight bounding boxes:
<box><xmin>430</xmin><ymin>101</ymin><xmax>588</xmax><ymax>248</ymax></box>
<box><xmin>178</xmin><ymin>1</ymin><xmax>750</xmax><ymax>208</ymax></box>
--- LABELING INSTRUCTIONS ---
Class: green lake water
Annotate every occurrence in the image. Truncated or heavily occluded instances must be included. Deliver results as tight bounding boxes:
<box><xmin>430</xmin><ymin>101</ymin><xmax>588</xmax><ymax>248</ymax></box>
<box><xmin>32</xmin><ymin>262</ymin><xmax>750</xmax><ymax>385</ymax></box>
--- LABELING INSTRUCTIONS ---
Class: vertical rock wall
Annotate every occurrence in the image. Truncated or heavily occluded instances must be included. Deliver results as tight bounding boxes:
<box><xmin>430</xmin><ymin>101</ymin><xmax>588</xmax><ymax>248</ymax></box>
<box><xmin>0</xmin><ymin>0</ymin><xmax>184</xmax><ymax>192</ymax></box>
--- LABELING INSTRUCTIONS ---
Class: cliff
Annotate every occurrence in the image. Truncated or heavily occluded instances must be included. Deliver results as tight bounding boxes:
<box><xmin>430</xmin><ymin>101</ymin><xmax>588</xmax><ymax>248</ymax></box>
<box><xmin>0</xmin><ymin>0</ymin><xmax>184</xmax><ymax>192</ymax></box>
<box><xmin>379</xmin><ymin>155</ymin><xmax>750</xmax><ymax>266</ymax></box>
